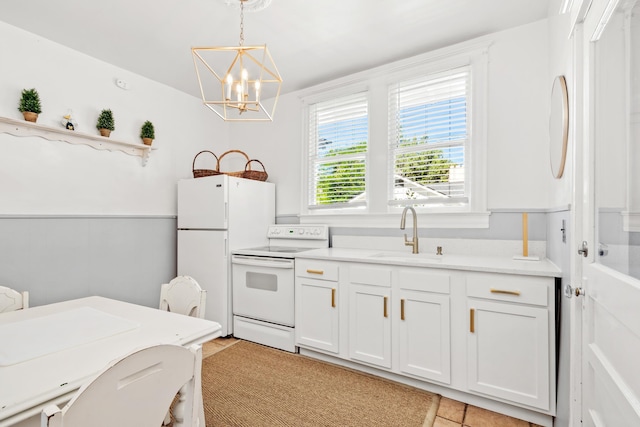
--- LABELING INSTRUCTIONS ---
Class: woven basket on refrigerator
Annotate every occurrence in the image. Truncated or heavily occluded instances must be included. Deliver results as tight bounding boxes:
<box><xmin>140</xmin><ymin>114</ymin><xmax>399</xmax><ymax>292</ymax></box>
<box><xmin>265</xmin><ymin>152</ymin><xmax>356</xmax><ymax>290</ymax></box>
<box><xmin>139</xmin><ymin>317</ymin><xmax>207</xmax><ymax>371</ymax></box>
<box><xmin>243</xmin><ymin>159</ymin><xmax>268</xmax><ymax>181</ymax></box>
<box><xmin>217</xmin><ymin>150</ymin><xmax>250</xmax><ymax>178</ymax></box>
<box><xmin>192</xmin><ymin>150</ymin><xmax>221</xmax><ymax>178</ymax></box>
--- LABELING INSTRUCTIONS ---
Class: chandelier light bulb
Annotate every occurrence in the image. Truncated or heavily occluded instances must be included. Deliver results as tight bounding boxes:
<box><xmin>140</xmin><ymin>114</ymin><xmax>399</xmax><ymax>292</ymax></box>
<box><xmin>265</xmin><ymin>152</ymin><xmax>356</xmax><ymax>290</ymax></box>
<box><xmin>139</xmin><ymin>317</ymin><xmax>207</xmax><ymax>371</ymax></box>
<box><xmin>241</xmin><ymin>68</ymin><xmax>249</xmax><ymax>97</ymax></box>
<box><xmin>225</xmin><ymin>74</ymin><xmax>233</xmax><ymax>100</ymax></box>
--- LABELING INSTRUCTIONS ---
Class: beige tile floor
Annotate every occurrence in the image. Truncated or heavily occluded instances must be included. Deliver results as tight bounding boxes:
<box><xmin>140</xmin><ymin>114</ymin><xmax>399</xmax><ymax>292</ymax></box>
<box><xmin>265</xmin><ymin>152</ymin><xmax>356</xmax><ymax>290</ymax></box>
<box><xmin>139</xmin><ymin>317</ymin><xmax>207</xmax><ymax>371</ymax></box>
<box><xmin>435</xmin><ymin>397</ymin><xmax>543</xmax><ymax>427</ymax></box>
<box><xmin>205</xmin><ymin>338</ymin><xmax>541</xmax><ymax>427</ymax></box>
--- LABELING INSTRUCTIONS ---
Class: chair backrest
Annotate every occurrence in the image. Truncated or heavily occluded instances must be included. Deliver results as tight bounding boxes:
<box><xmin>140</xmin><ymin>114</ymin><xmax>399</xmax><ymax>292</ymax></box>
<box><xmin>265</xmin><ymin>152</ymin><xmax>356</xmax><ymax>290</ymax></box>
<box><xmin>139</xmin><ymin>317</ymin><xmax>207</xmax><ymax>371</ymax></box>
<box><xmin>0</xmin><ymin>286</ymin><xmax>29</xmax><ymax>313</ymax></box>
<box><xmin>159</xmin><ymin>276</ymin><xmax>206</xmax><ymax>318</ymax></box>
<box><xmin>41</xmin><ymin>344</ymin><xmax>201</xmax><ymax>427</ymax></box>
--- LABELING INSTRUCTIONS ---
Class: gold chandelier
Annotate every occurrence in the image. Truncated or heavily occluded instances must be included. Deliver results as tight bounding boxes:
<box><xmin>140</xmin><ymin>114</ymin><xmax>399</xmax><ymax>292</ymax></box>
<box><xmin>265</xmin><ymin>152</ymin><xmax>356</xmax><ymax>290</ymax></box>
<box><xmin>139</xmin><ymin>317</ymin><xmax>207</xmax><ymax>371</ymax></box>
<box><xmin>192</xmin><ymin>0</ymin><xmax>282</xmax><ymax>122</ymax></box>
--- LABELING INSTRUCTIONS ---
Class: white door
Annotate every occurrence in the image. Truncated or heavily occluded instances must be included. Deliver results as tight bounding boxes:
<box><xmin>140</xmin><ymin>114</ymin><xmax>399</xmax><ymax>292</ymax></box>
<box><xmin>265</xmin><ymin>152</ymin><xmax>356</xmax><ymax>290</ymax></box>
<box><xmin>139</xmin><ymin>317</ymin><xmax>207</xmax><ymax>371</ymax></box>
<box><xmin>177</xmin><ymin>175</ymin><xmax>228</xmax><ymax>230</ymax></box>
<box><xmin>579</xmin><ymin>1</ymin><xmax>640</xmax><ymax>425</ymax></box>
<box><xmin>177</xmin><ymin>230</ymin><xmax>229</xmax><ymax>335</ymax></box>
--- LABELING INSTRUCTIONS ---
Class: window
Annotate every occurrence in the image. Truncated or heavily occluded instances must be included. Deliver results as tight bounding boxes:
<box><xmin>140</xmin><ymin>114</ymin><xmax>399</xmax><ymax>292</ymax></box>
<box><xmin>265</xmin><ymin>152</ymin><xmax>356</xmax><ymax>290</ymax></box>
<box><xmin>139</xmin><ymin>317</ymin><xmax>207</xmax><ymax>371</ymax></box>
<box><xmin>388</xmin><ymin>67</ymin><xmax>469</xmax><ymax>207</ymax></box>
<box><xmin>307</xmin><ymin>92</ymin><xmax>369</xmax><ymax>209</ymax></box>
<box><xmin>302</xmin><ymin>43</ymin><xmax>488</xmax><ymax>226</ymax></box>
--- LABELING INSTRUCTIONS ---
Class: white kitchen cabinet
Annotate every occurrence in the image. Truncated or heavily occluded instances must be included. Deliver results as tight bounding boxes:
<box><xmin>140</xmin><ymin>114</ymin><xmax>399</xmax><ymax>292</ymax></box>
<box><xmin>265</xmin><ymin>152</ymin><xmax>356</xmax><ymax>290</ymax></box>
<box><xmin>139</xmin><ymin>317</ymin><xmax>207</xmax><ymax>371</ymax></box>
<box><xmin>347</xmin><ymin>264</ymin><xmax>393</xmax><ymax>368</ymax></box>
<box><xmin>295</xmin><ymin>260</ymin><xmax>339</xmax><ymax>353</ymax></box>
<box><xmin>397</xmin><ymin>268</ymin><xmax>451</xmax><ymax>384</ymax></box>
<box><xmin>398</xmin><ymin>288</ymin><xmax>451</xmax><ymax>384</ymax></box>
<box><xmin>294</xmin><ymin>251</ymin><xmax>559</xmax><ymax>425</ymax></box>
<box><xmin>466</xmin><ymin>272</ymin><xmax>552</xmax><ymax>411</ymax></box>
<box><xmin>348</xmin><ymin>284</ymin><xmax>392</xmax><ymax>368</ymax></box>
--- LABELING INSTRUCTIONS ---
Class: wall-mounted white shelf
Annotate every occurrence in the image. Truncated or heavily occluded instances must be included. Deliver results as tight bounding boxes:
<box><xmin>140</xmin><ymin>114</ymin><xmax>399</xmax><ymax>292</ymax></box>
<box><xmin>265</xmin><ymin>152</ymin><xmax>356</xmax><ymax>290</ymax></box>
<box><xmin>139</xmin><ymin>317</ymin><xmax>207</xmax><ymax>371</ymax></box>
<box><xmin>0</xmin><ymin>116</ymin><xmax>155</xmax><ymax>166</ymax></box>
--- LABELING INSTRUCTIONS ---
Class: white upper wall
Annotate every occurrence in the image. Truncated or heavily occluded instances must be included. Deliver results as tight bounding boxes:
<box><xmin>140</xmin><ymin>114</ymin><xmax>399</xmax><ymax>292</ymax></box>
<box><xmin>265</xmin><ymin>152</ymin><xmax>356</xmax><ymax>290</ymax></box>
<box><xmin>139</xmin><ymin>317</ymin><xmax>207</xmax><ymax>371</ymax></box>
<box><xmin>0</xmin><ymin>18</ymin><xmax>557</xmax><ymax>218</ymax></box>
<box><xmin>230</xmin><ymin>19</ymin><xmax>552</xmax><ymax>217</ymax></box>
<box><xmin>0</xmin><ymin>21</ymin><xmax>229</xmax><ymax>215</ymax></box>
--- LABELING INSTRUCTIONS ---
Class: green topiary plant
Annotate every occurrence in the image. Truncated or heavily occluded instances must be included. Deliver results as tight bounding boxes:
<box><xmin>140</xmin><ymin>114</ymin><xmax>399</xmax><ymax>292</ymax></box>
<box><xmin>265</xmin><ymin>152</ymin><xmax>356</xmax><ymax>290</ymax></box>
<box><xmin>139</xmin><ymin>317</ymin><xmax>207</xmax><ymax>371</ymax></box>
<box><xmin>140</xmin><ymin>120</ymin><xmax>155</xmax><ymax>140</ymax></box>
<box><xmin>96</xmin><ymin>109</ymin><xmax>115</xmax><ymax>131</ymax></box>
<box><xmin>18</xmin><ymin>88</ymin><xmax>42</xmax><ymax>114</ymax></box>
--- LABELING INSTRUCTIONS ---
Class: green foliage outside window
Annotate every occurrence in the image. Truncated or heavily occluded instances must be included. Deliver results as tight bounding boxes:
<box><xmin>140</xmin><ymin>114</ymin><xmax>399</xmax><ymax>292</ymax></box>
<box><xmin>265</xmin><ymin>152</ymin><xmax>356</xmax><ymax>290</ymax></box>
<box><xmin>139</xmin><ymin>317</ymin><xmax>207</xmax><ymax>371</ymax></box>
<box><xmin>315</xmin><ymin>136</ymin><xmax>457</xmax><ymax>205</ymax></box>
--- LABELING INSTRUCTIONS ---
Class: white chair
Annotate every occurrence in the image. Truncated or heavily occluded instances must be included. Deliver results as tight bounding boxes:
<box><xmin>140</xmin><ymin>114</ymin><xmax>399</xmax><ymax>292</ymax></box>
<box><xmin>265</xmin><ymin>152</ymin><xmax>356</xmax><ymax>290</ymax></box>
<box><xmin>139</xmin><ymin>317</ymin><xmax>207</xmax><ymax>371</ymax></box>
<box><xmin>41</xmin><ymin>344</ymin><xmax>202</xmax><ymax>427</ymax></box>
<box><xmin>159</xmin><ymin>276</ymin><xmax>206</xmax><ymax>318</ymax></box>
<box><xmin>159</xmin><ymin>276</ymin><xmax>207</xmax><ymax>425</ymax></box>
<box><xmin>0</xmin><ymin>285</ymin><xmax>29</xmax><ymax>313</ymax></box>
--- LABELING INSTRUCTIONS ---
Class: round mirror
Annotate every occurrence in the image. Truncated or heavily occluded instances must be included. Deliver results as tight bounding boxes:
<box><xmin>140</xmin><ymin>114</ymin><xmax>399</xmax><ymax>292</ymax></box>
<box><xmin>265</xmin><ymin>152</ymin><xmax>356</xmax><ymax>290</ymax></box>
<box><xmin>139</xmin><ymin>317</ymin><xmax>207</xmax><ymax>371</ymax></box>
<box><xmin>549</xmin><ymin>75</ymin><xmax>569</xmax><ymax>179</ymax></box>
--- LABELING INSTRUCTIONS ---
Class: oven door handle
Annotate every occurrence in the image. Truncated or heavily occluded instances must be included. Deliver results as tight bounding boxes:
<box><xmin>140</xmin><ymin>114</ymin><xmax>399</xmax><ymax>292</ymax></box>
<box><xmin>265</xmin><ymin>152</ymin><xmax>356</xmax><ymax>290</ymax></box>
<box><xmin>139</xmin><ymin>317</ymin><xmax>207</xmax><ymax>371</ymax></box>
<box><xmin>231</xmin><ymin>255</ymin><xmax>295</xmax><ymax>269</ymax></box>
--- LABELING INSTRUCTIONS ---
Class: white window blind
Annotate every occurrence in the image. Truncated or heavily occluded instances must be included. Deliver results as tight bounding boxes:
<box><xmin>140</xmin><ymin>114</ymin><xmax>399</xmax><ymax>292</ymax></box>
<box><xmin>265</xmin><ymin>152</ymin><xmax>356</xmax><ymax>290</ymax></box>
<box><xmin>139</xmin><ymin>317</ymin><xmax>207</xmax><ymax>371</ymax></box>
<box><xmin>308</xmin><ymin>92</ymin><xmax>369</xmax><ymax>209</ymax></box>
<box><xmin>388</xmin><ymin>66</ymin><xmax>469</xmax><ymax>206</ymax></box>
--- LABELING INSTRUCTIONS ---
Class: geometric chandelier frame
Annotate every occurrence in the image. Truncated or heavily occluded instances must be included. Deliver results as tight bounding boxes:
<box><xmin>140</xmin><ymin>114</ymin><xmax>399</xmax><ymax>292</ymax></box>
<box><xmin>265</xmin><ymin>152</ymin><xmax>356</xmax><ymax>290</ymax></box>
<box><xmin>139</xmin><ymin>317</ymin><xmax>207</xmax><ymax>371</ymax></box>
<box><xmin>191</xmin><ymin>0</ymin><xmax>282</xmax><ymax>121</ymax></box>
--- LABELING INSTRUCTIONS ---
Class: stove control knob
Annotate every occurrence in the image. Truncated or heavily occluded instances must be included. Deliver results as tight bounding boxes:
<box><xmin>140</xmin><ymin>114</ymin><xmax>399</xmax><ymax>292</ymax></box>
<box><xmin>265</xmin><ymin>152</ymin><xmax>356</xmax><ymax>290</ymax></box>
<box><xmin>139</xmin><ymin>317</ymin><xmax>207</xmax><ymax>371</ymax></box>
<box><xmin>299</xmin><ymin>229</ymin><xmax>304</xmax><ymax>235</ymax></box>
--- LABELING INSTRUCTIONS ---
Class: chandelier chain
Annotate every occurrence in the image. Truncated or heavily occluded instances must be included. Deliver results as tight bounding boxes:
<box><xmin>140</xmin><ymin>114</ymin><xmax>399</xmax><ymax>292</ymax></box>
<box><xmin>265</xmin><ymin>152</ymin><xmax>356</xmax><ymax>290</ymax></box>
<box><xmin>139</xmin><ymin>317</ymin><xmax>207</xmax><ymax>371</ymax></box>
<box><xmin>239</xmin><ymin>0</ymin><xmax>245</xmax><ymax>46</ymax></box>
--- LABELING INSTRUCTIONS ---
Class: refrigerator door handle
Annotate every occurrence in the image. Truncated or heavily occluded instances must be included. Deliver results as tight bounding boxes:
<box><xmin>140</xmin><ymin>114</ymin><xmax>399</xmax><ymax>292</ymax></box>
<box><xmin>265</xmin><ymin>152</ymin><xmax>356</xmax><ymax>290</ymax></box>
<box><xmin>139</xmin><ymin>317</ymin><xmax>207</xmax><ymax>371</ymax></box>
<box><xmin>231</xmin><ymin>256</ymin><xmax>294</xmax><ymax>269</ymax></box>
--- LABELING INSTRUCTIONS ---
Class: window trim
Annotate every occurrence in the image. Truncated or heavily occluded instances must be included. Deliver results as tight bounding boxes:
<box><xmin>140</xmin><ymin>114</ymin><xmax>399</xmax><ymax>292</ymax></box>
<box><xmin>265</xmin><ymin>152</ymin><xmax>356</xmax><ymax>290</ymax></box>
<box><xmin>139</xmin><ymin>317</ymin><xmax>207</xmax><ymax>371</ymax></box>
<box><xmin>300</xmin><ymin>40</ymin><xmax>490</xmax><ymax>228</ymax></box>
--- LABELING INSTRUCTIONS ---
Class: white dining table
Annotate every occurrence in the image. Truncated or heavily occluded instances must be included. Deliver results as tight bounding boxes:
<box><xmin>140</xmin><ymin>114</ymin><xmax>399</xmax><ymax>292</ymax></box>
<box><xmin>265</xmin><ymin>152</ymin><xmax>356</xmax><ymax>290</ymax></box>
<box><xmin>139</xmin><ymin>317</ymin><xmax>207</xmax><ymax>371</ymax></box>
<box><xmin>0</xmin><ymin>296</ymin><xmax>221</xmax><ymax>427</ymax></box>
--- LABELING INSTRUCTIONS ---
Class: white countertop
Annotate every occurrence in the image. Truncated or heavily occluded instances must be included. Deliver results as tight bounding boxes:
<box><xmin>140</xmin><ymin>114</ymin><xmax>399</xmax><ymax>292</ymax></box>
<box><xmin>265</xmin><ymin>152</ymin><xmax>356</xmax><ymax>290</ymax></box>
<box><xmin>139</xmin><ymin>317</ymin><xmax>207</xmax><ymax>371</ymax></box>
<box><xmin>296</xmin><ymin>248</ymin><xmax>562</xmax><ymax>277</ymax></box>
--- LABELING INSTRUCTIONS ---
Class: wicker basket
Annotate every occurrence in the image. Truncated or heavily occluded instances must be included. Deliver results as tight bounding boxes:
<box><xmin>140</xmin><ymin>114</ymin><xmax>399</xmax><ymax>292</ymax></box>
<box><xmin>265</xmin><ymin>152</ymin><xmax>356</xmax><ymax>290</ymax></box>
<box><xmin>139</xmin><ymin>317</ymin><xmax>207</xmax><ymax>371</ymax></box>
<box><xmin>217</xmin><ymin>150</ymin><xmax>250</xmax><ymax>178</ymax></box>
<box><xmin>243</xmin><ymin>159</ymin><xmax>268</xmax><ymax>181</ymax></box>
<box><xmin>192</xmin><ymin>150</ymin><xmax>221</xmax><ymax>178</ymax></box>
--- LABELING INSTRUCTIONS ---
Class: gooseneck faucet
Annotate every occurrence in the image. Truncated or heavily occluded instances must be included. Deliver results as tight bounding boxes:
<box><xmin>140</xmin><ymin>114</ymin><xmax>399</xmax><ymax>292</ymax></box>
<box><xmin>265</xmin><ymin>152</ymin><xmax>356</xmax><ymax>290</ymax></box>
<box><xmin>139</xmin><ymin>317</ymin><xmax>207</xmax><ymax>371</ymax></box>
<box><xmin>400</xmin><ymin>206</ymin><xmax>419</xmax><ymax>254</ymax></box>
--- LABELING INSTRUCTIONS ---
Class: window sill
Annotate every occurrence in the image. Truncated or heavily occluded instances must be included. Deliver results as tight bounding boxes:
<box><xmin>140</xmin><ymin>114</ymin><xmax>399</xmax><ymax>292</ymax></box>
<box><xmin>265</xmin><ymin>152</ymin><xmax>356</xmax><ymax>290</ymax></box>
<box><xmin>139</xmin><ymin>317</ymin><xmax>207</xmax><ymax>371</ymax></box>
<box><xmin>299</xmin><ymin>211</ymin><xmax>491</xmax><ymax>229</ymax></box>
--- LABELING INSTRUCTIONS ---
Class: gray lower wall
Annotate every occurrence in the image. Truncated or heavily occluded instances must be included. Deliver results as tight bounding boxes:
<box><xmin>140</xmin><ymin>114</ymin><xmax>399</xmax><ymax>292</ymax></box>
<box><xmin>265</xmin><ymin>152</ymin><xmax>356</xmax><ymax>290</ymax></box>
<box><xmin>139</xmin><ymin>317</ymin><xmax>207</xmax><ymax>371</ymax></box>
<box><xmin>0</xmin><ymin>216</ymin><xmax>176</xmax><ymax>308</ymax></box>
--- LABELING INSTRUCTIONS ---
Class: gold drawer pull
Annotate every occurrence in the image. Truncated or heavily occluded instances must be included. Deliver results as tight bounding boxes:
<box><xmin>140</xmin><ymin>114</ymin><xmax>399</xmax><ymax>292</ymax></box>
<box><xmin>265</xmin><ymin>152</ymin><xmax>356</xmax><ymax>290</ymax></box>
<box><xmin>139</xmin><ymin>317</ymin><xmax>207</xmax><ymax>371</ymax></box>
<box><xmin>400</xmin><ymin>299</ymin><xmax>405</xmax><ymax>321</ymax></box>
<box><xmin>307</xmin><ymin>269</ymin><xmax>324</xmax><ymax>275</ymax></box>
<box><xmin>470</xmin><ymin>308</ymin><xmax>475</xmax><ymax>333</ymax></box>
<box><xmin>383</xmin><ymin>296</ymin><xmax>388</xmax><ymax>318</ymax></box>
<box><xmin>331</xmin><ymin>288</ymin><xmax>336</xmax><ymax>308</ymax></box>
<box><xmin>490</xmin><ymin>288</ymin><xmax>521</xmax><ymax>296</ymax></box>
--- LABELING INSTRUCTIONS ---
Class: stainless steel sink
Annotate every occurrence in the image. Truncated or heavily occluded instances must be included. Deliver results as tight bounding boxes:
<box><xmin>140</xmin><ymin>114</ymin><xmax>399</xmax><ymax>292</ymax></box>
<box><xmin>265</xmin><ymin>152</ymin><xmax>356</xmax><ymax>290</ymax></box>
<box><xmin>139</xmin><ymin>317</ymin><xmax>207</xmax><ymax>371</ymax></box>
<box><xmin>369</xmin><ymin>251</ymin><xmax>442</xmax><ymax>263</ymax></box>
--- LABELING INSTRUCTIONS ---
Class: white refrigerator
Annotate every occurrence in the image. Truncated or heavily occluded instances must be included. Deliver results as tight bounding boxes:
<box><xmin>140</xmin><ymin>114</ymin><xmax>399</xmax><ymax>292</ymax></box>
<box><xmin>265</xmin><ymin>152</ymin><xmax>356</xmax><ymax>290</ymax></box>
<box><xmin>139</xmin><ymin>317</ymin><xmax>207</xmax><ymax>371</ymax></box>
<box><xmin>177</xmin><ymin>174</ymin><xmax>275</xmax><ymax>336</ymax></box>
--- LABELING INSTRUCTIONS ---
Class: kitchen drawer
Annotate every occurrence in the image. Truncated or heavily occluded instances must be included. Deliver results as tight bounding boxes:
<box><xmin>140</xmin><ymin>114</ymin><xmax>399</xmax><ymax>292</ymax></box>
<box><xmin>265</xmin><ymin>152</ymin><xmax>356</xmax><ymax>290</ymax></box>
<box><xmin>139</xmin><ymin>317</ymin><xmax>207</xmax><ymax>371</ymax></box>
<box><xmin>296</xmin><ymin>259</ymin><xmax>339</xmax><ymax>282</ymax></box>
<box><xmin>466</xmin><ymin>273</ymin><xmax>549</xmax><ymax>306</ymax></box>
<box><xmin>348</xmin><ymin>264</ymin><xmax>392</xmax><ymax>287</ymax></box>
<box><xmin>398</xmin><ymin>268</ymin><xmax>450</xmax><ymax>294</ymax></box>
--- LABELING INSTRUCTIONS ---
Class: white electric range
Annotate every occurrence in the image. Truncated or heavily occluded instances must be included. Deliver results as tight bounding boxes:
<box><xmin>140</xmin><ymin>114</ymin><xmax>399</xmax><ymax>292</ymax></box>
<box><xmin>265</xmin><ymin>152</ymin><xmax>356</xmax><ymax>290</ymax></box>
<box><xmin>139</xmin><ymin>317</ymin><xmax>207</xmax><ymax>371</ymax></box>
<box><xmin>231</xmin><ymin>224</ymin><xmax>329</xmax><ymax>352</ymax></box>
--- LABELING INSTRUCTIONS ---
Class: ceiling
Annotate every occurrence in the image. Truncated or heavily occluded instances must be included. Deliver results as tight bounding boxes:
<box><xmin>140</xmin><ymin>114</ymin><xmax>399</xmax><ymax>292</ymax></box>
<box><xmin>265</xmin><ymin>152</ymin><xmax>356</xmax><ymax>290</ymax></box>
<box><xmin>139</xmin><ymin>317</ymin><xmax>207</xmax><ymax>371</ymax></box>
<box><xmin>1</xmin><ymin>0</ymin><xmax>551</xmax><ymax>99</ymax></box>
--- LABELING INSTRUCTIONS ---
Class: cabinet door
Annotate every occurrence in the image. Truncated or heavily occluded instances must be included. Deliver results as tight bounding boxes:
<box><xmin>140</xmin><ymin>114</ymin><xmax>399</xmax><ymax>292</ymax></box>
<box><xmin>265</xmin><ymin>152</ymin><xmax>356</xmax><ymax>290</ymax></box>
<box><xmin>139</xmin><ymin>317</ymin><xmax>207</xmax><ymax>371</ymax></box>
<box><xmin>467</xmin><ymin>299</ymin><xmax>549</xmax><ymax>410</ymax></box>
<box><xmin>349</xmin><ymin>284</ymin><xmax>391</xmax><ymax>368</ymax></box>
<box><xmin>398</xmin><ymin>289</ymin><xmax>451</xmax><ymax>384</ymax></box>
<box><xmin>295</xmin><ymin>277</ymin><xmax>339</xmax><ymax>353</ymax></box>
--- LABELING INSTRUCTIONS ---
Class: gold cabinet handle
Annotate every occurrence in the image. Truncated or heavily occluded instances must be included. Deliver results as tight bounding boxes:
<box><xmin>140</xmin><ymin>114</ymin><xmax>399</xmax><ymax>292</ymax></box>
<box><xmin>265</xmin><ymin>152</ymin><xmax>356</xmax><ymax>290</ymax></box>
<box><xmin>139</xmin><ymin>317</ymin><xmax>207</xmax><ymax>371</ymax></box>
<box><xmin>383</xmin><ymin>296</ymin><xmax>388</xmax><ymax>318</ymax></box>
<box><xmin>490</xmin><ymin>288</ymin><xmax>521</xmax><ymax>296</ymax></box>
<box><xmin>470</xmin><ymin>308</ymin><xmax>475</xmax><ymax>333</ymax></box>
<box><xmin>307</xmin><ymin>269</ymin><xmax>324</xmax><ymax>275</ymax></box>
<box><xmin>331</xmin><ymin>288</ymin><xmax>336</xmax><ymax>308</ymax></box>
<box><xmin>400</xmin><ymin>299</ymin><xmax>405</xmax><ymax>321</ymax></box>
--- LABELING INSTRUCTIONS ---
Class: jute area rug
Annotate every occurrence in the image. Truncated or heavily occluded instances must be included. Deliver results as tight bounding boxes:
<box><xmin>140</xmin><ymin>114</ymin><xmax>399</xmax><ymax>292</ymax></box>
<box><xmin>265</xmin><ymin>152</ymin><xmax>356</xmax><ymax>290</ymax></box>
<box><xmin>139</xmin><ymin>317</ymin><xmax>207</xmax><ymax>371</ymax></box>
<box><xmin>200</xmin><ymin>340</ymin><xmax>440</xmax><ymax>427</ymax></box>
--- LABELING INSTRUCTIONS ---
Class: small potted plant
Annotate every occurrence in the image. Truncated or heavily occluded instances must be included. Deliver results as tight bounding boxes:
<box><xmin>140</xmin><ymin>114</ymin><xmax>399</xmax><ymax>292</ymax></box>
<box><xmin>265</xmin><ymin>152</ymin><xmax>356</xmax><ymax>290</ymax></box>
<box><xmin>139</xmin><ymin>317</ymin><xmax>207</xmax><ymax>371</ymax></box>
<box><xmin>140</xmin><ymin>120</ymin><xmax>155</xmax><ymax>146</ymax></box>
<box><xmin>18</xmin><ymin>88</ymin><xmax>42</xmax><ymax>123</ymax></box>
<box><xmin>96</xmin><ymin>109</ymin><xmax>115</xmax><ymax>137</ymax></box>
